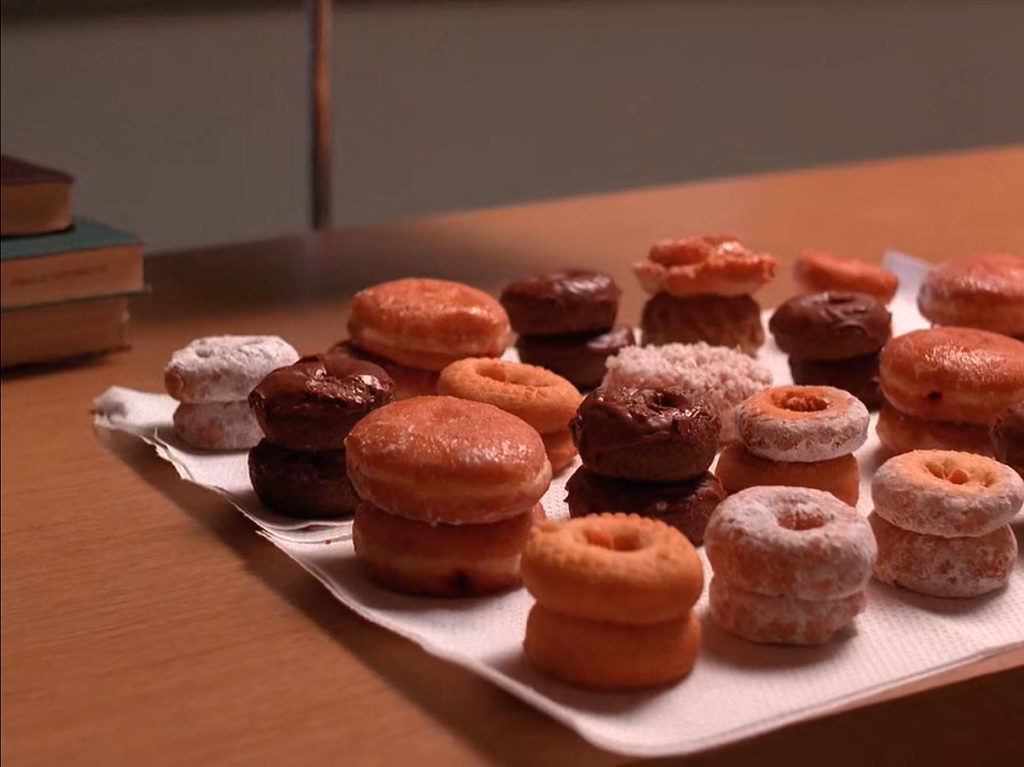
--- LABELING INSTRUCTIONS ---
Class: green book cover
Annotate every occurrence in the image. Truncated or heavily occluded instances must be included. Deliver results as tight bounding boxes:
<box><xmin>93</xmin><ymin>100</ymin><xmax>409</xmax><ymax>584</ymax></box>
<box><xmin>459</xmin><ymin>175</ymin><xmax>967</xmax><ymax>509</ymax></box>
<box><xmin>0</xmin><ymin>217</ymin><xmax>140</xmax><ymax>261</ymax></box>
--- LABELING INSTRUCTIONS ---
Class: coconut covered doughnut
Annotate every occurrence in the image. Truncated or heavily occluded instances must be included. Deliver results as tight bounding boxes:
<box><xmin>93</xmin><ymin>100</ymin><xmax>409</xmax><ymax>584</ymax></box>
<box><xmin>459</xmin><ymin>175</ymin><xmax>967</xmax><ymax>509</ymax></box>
<box><xmin>705</xmin><ymin>486</ymin><xmax>876</xmax><ymax>600</ymax></box>
<box><xmin>523</xmin><ymin>605</ymin><xmax>701</xmax><ymax>689</ymax></box>
<box><xmin>794</xmin><ymin>248</ymin><xmax>899</xmax><ymax>305</ymax></box>
<box><xmin>164</xmin><ymin>335</ymin><xmax>299</xmax><ymax>403</ymax></box>
<box><xmin>521</xmin><ymin>514</ymin><xmax>703</xmax><ymax>625</ymax></box>
<box><xmin>708</xmin><ymin>577</ymin><xmax>866</xmax><ymax>645</ymax></box>
<box><xmin>875</xmin><ymin>402</ymin><xmax>994</xmax><ymax>457</ymax></box>
<box><xmin>872</xmin><ymin>450</ymin><xmax>1024</xmax><ymax>537</ymax></box>
<box><xmin>172</xmin><ymin>401</ymin><xmax>263</xmax><ymax>450</ymax></box>
<box><xmin>437</xmin><ymin>358</ymin><xmax>582</xmax><ymax>434</ymax></box>
<box><xmin>633</xmin><ymin>235</ymin><xmax>777</xmax><ymax>297</ymax></box>
<box><xmin>870</xmin><ymin>513</ymin><xmax>1017</xmax><ymax>598</ymax></box>
<box><xmin>917</xmin><ymin>253</ymin><xmax>1024</xmax><ymax>338</ymax></box>
<box><xmin>715</xmin><ymin>444</ymin><xmax>861</xmax><ymax>506</ymax></box>
<box><xmin>345</xmin><ymin>396</ymin><xmax>551</xmax><ymax>524</ymax></box>
<box><xmin>734</xmin><ymin>385</ymin><xmax>869</xmax><ymax>463</ymax></box>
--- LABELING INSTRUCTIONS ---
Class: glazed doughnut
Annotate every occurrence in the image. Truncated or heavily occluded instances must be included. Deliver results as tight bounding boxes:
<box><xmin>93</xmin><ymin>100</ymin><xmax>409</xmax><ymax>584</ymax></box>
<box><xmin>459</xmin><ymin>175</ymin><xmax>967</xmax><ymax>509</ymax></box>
<box><xmin>875</xmin><ymin>402</ymin><xmax>994</xmax><ymax>457</ymax></box>
<box><xmin>540</xmin><ymin>428</ymin><xmax>578</xmax><ymax>474</ymax></box>
<box><xmin>708</xmin><ymin>577</ymin><xmax>866</xmax><ymax>645</ymax></box>
<box><xmin>633</xmin><ymin>235</ymin><xmax>777</xmax><ymax>297</ymax></box>
<box><xmin>570</xmin><ymin>386</ymin><xmax>720</xmax><ymax>482</ymax></box>
<box><xmin>769</xmin><ymin>292</ymin><xmax>891</xmax><ymax>360</ymax></box>
<box><xmin>870</xmin><ymin>513</ymin><xmax>1017</xmax><ymax>598</ymax></box>
<box><xmin>992</xmin><ymin>401</ymin><xmax>1024</xmax><ymax>476</ymax></box>
<box><xmin>640</xmin><ymin>292</ymin><xmax>765</xmax><ymax>356</ymax></box>
<box><xmin>500</xmin><ymin>270</ymin><xmax>620</xmax><ymax>335</ymax></box>
<box><xmin>345</xmin><ymin>396</ymin><xmax>551</xmax><ymax>524</ymax></box>
<box><xmin>347</xmin><ymin>278</ymin><xmax>510</xmax><ymax>371</ymax></box>
<box><xmin>353</xmin><ymin>501</ymin><xmax>544</xmax><ymax>597</ymax></box>
<box><xmin>515</xmin><ymin>326</ymin><xmax>635</xmax><ymax>390</ymax></box>
<box><xmin>437</xmin><ymin>358</ymin><xmax>582</xmax><ymax>434</ymax></box>
<box><xmin>172</xmin><ymin>400</ymin><xmax>262</xmax><ymax>450</ymax></box>
<box><xmin>715</xmin><ymin>444</ymin><xmax>861</xmax><ymax>506</ymax></box>
<box><xmin>164</xmin><ymin>335</ymin><xmax>299</xmax><ymax>403</ymax></box>
<box><xmin>917</xmin><ymin>253</ymin><xmax>1024</xmax><ymax>338</ymax></box>
<box><xmin>248</xmin><ymin>440</ymin><xmax>357</xmax><ymax>519</ymax></box>
<box><xmin>705</xmin><ymin>486</ymin><xmax>876</xmax><ymax>599</ymax></box>
<box><xmin>879</xmin><ymin>328</ymin><xmax>1024</xmax><ymax>425</ymax></box>
<box><xmin>523</xmin><ymin>605</ymin><xmax>701</xmax><ymax>689</ymax></box>
<box><xmin>565</xmin><ymin>467</ymin><xmax>725</xmax><ymax>545</ymax></box>
<box><xmin>794</xmin><ymin>248</ymin><xmax>899</xmax><ymax>304</ymax></box>
<box><xmin>521</xmin><ymin>514</ymin><xmax>703</xmax><ymax>624</ymax></box>
<box><xmin>788</xmin><ymin>353</ymin><xmax>883</xmax><ymax>410</ymax></box>
<box><xmin>734</xmin><ymin>385</ymin><xmax>869</xmax><ymax>463</ymax></box>
<box><xmin>871</xmin><ymin>450</ymin><xmax>1023</xmax><ymax>537</ymax></box>
<box><xmin>331</xmin><ymin>340</ymin><xmax>440</xmax><ymax>399</ymax></box>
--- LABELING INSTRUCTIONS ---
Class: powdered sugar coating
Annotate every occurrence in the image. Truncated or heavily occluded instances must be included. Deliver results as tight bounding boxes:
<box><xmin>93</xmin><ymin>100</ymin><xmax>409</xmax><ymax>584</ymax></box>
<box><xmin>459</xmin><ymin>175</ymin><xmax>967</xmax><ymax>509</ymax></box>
<box><xmin>165</xmin><ymin>335</ymin><xmax>299</xmax><ymax>403</ymax></box>
<box><xmin>172</xmin><ymin>400</ymin><xmax>262</xmax><ymax>450</ymax></box>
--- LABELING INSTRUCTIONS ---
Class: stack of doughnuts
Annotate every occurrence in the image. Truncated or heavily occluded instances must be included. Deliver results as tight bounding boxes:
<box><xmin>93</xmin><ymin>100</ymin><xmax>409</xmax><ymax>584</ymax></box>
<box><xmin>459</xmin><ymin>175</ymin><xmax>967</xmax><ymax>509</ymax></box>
<box><xmin>346</xmin><ymin>396</ymin><xmax>552</xmax><ymax>596</ymax></box>
<box><xmin>769</xmin><ymin>292</ymin><xmax>892</xmax><ymax>409</ymax></box>
<box><xmin>706</xmin><ymin>486</ymin><xmax>876</xmax><ymax>645</ymax></box>
<box><xmin>164</xmin><ymin>335</ymin><xmax>298</xmax><ymax>450</ymax></box>
<box><xmin>917</xmin><ymin>253</ymin><xmax>1024</xmax><ymax>340</ymax></box>
<box><xmin>717</xmin><ymin>385</ymin><xmax>869</xmax><ymax>506</ymax></box>
<box><xmin>336</xmin><ymin>277</ymin><xmax>511</xmax><ymax>399</ymax></box>
<box><xmin>566</xmin><ymin>385</ymin><xmax>725</xmax><ymax>545</ymax></box>
<box><xmin>870</xmin><ymin>450</ymin><xmax>1022</xmax><ymax>598</ymax></box>
<box><xmin>247</xmin><ymin>354</ymin><xmax>394</xmax><ymax>518</ymax></box>
<box><xmin>500</xmin><ymin>270</ymin><xmax>633</xmax><ymax>389</ymax></box>
<box><xmin>437</xmin><ymin>358</ymin><xmax>582</xmax><ymax>472</ymax></box>
<box><xmin>794</xmin><ymin>248</ymin><xmax>899</xmax><ymax>305</ymax></box>
<box><xmin>522</xmin><ymin>513</ymin><xmax>703</xmax><ymax>689</ymax></box>
<box><xmin>876</xmin><ymin>327</ymin><xmax>1024</xmax><ymax>456</ymax></box>
<box><xmin>634</xmin><ymin>234</ymin><xmax>777</xmax><ymax>355</ymax></box>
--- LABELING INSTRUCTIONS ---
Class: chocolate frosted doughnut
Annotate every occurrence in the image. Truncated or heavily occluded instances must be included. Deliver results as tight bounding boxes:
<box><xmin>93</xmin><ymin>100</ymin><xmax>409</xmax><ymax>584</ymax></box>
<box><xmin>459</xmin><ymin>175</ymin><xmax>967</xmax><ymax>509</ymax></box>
<box><xmin>769</xmin><ymin>292</ymin><xmax>892</xmax><ymax>360</ymax></box>
<box><xmin>565</xmin><ymin>467</ymin><xmax>725</xmax><ymax>545</ymax></box>
<box><xmin>331</xmin><ymin>339</ymin><xmax>440</xmax><ymax>400</ymax></box>
<box><xmin>570</xmin><ymin>385</ymin><xmax>720</xmax><ymax>481</ymax></box>
<box><xmin>641</xmin><ymin>292</ymin><xmax>764</xmax><ymax>356</ymax></box>
<box><xmin>500</xmin><ymin>270</ymin><xmax>620</xmax><ymax>335</ymax></box>
<box><xmin>788</xmin><ymin>352</ymin><xmax>883</xmax><ymax>409</ymax></box>
<box><xmin>515</xmin><ymin>326</ymin><xmax>635</xmax><ymax>389</ymax></box>
<box><xmin>249</xmin><ymin>353</ymin><xmax>395</xmax><ymax>450</ymax></box>
<box><xmin>992</xmin><ymin>401</ymin><xmax>1024</xmax><ymax>476</ymax></box>
<box><xmin>248</xmin><ymin>439</ymin><xmax>358</xmax><ymax>519</ymax></box>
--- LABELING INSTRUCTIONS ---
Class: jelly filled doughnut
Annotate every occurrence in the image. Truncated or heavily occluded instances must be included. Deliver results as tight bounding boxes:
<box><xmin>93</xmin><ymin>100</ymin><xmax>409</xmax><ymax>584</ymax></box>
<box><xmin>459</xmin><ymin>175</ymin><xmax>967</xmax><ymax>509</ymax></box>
<box><xmin>347</xmin><ymin>278</ymin><xmax>510</xmax><ymax>371</ymax></box>
<box><xmin>633</xmin><ymin>235</ymin><xmax>777</xmax><ymax>297</ymax></box>
<box><xmin>769</xmin><ymin>292</ymin><xmax>891</xmax><ymax>360</ymax></box>
<box><xmin>794</xmin><ymin>248</ymin><xmax>899</xmax><ymax>304</ymax></box>
<box><xmin>992</xmin><ymin>401</ymin><xmax>1024</xmax><ymax>476</ymax></box>
<box><xmin>705</xmin><ymin>486</ymin><xmax>876</xmax><ymax>600</ymax></box>
<box><xmin>500</xmin><ymin>270</ymin><xmax>621</xmax><ymax>335</ymax></box>
<box><xmin>872</xmin><ymin>450</ymin><xmax>1024</xmax><ymax>537</ymax></box>
<box><xmin>788</xmin><ymin>353</ymin><xmax>883</xmax><ymax>410</ymax></box>
<box><xmin>248</xmin><ymin>440</ymin><xmax>357</xmax><ymax>519</ymax></box>
<box><xmin>521</xmin><ymin>514</ymin><xmax>703</xmax><ymax>625</ymax></box>
<box><xmin>715</xmin><ymin>444</ymin><xmax>861</xmax><ymax>506</ymax></box>
<box><xmin>172</xmin><ymin>400</ymin><xmax>263</xmax><ymax>450</ymax></box>
<box><xmin>164</xmin><ymin>335</ymin><xmax>299</xmax><ymax>403</ymax></box>
<box><xmin>917</xmin><ymin>253</ymin><xmax>1024</xmax><ymax>338</ymax></box>
<box><xmin>345</xmin><ymin>396</ymin><xmax>551</xmax><ymax>524</ymax></box>
<box><xmin>330</xmin><ymin>340</ymin><xmax>440</xmax><ymax>399</ymax></box>
<box><xmin>515</xmin><ymin>326</ymin><xmax>635</xmax><ymax>390</ymax></box>
<box><xmin>540</xmin><ymin>428</ymin><xmax>578</xmax><ymax>474</ymax></box>
<box><xmin>640</xmin><ymin>292</ymin><xmax>765</xmax><ymax>356</ymax></box>
<box><xmin>875</xmin><ymin>402</ymin><xmax>993</xmax><ymax>457</ymax></box>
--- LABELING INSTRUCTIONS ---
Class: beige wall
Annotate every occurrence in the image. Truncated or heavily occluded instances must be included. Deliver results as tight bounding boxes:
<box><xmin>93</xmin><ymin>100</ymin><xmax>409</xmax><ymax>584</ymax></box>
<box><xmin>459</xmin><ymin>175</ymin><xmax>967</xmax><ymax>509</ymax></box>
<box><xmin>2</xmin><ymin>1</ymin><xmax>1022</xmax><ymax>252</ymax></box>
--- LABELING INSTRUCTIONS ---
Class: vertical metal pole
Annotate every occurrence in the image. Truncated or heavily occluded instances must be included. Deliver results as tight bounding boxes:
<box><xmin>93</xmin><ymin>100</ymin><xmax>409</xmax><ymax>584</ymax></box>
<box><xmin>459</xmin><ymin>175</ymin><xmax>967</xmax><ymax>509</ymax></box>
<box><xmin>309</xmin><ymin>0</ymin><xmax>332</xmax><ymax>229</ymax></box>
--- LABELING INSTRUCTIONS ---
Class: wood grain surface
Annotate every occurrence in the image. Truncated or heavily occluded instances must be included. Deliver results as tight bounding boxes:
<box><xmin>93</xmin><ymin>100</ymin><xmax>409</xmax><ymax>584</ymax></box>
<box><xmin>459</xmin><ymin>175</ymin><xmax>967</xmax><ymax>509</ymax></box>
<box><xmin>3</xmin><ymin>146</ymin><xmax>1024</xmax><ymax>766</ymax></box>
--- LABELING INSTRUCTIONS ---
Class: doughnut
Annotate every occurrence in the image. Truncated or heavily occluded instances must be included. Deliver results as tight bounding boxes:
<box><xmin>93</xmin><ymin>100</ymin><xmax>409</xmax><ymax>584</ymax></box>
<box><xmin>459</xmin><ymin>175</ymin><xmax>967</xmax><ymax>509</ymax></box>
<box><xmin>540</xmin><ymin>428</ymin><xmax>577</xmax><ymax>474</ymax></box>
<box><xmin>640</xmin><ymin>292</ymin><xmax>764</xmax><ymax>356</ymax></box>
<box><xmin>788</xmin><ymin>352</ymin><xmax>882</xmax><ymax>410</ymax></box>
<box><xmin>565</xmin><ymin>467</ymin><xmax>725</xmax><ymax>545</ymax></box>
<box><xmin>523</xmin><ymin>605</ymin><xmax>701</xmax><ymax>689</ymax></box>
<box><xmin>602</xmin><ymin>342</ymin><xmax>773</xmax><ymax>443</ymax></box>
<box><xmin>705</xmin><ymin>486</ymin><xmax>876</xmax><ymax>599</ymax></box>
<box><xmin>708</xmin><ymin>577</ymin><xmax>866</xmax><ymax>645</ymax></box>
<box><xmin>172</xmin><ymin>400</ymin><xmax>262</xmax><ymax>450</ymax></box>
<box><xmin>352</xmin><ymin>501</ymin><xmax>544</xmax><ymax>597</ymax></box>
<box><xmin>515</xmin><ymin>326</ymin><xmax>635</xmax><ymax>390</ymax></box>
<box><xmin>715</xmin><ymin>444</ymin><xmax>861</xmax><ymax>506</ymax></box>
<box><xmin>869</xmin><ymin>513</ymin><xmax>1017</xmax><ymax>598</ymax></box>
<box><xmin>992</xmin><ymin>401</ymin><xmax>1024</xmax><ymax>476</ymax></box>
<box><xmin>917</xmin><ymin>253</ymin><xmax>1024</xmax><ymax>338</ymax></box>
<box><xmin>871</xmin><ymin>450</ymin><xmax>1024</xmax><ymax>537</ymax></box>
<box><xmin>769</xmin><ymin>292</ymin><xmax>891</xmax><ymax>360</ymax></box>
<box><xmin>330</xmin><ymin>340</ymin><xmax>440</xmax><ymax>399</ymax></box>
<box><xmin>794</xmin><ymin>249</ymin><xmax>899</xmax><ymax>304</ymax></box>
<box><xmin>248</xmin><ymin>354</ymin><xmax>394</xmax><ymax>450</ymax></box>
<box><xmin>248</xmin><ymin>440</ymin><xmax>357</xmax><ymax>519</ymax></box>
<box><xmin>437</xmin><ymin>358</ymin><xmax>582</xmax><ymax>434</ymax></box>
<box><xmin>879</xmin><ymin>328</ymin><xmax>1024</xmax><ymax>425</ymax></box>
<box><xmin>164</xmin><ymin>335</ymin><xmax>299</xmax><ymax>403</ymax></box>
<box><xmin>875</xmin><ymin>402</ymin><xmax>994</xmax><ymax>457</ymax></box>
<box><xmin>734</xmin><ymin>385</ymin><xmax>869</xmax><ymax>463</ymax></box>
<box><xmin>345</xmin><ymin>396</ymin><xmax>551</xmax><ymax>524</ymax></box>
<box><xmin>499</xmin><ymin>270</ymin><xmax>620</xmax><ymax>335</ymax></box>
<box><xmin>521</xmin><ymin>514</ymin><xmax>703</xmax><ymax>624</ymax></box>
<box><xmin>570</xmin><ymin>386</ymin><xmax>720</xmax><ymax>482</ymax></box>
<box><xmin>633</xmin><ymin>235</ymin><xmax>777</xmax><ymax>297</ymax></box>
<box><xmin>346</xmin><ymin>278</ymin><xmax>510</xmax><ymax>371</ymax></box>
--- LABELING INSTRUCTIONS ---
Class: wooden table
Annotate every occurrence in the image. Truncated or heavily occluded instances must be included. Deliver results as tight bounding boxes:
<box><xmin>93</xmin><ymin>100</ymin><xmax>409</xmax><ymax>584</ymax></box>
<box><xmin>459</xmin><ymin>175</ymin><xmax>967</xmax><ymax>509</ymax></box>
<box><xmin>3</xmin><ymin>146</ymin><xmax>1023</xmax><ymax>766</ymax></box>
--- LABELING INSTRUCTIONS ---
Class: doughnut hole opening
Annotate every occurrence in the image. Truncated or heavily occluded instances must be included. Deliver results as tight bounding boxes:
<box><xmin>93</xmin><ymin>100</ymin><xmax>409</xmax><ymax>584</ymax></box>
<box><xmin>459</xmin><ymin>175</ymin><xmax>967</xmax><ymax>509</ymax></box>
<box><xmin>582</xmin><ymin>527</ymin><xmax>649</xmax><ymax>552</ymax></box>
<box><xmin>775</xmin><ymin>391</ymin><xmax>830</xmax><ymax>413</ymax></box>
<box><xmin>925</xmin><ymin>460</ymin><xmax>972</xmax><ymax>486</ymax></box>
<box><xmin>776</xmin><ymin>508</ymin><xmax>827</xmax><ymax>532</ymax></box>
<box><xmin>477</xmin><ymin>360</ymin><xmax>553</xmax><ymax>388</ymax></box>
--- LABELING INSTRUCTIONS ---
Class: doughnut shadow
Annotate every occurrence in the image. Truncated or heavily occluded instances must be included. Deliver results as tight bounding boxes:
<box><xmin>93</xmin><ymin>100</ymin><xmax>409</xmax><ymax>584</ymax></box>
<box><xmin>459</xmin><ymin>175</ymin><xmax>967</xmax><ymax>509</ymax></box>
<box><xmin>697</xmin><ymin>615</ymin><xmax>852</xmax><ymax>669</ymax></box>
<box><xmin>867</xmin><ymin>580</ymin><xmax>1011</xmax><ymax>616</ymax></box>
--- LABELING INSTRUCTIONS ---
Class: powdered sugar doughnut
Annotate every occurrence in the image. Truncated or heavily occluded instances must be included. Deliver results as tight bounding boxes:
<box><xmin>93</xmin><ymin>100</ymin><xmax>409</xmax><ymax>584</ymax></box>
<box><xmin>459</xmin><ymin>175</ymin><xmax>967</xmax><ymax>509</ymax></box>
<box><xmin>872</xmin><ymin>450</ymin><xmax>1024</xmax><ymax>537</ymax></box>
<box><xmin>173</xmin><ymin>400</ymin><xmax>263</xmax><ymax>450</ymax></box>
<box><xmin>734</xmin><ymin>385</ymin><xmax>869</xmax><ymax>462</ymax></box>
<box><xmin>709</xmin><ymin>577</ymin><xmax>866</xmax><ymax>645</ymax></box>
<box><xmin>165</xmin><ymin>335</ymin><xmax>299</xmax><ymax>403</ymax></box>
<box><xmin>705</xmin><ymin>486</ymin><xmax>876</xmax><ymax>599</ymax></box>
<box><xmin>869</xmin><ymin>513</ymin><xmax>1017</xmax><ymax>598</ymax></box>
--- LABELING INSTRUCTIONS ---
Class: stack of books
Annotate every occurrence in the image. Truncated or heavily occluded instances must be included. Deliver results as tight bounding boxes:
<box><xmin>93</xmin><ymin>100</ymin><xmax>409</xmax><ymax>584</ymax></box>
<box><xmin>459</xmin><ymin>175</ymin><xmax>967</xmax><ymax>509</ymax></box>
<box><xmin>1</xmin><ymin>155</ymin><xmax>143</xmax><ymax>368</ymax></box>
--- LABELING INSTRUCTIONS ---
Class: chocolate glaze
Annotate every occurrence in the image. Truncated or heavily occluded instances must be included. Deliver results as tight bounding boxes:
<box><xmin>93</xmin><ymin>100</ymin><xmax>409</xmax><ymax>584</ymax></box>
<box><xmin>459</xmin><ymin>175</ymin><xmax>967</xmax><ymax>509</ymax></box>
<box><xmin>248</xmin><ymin>439</ymin><xmax>358</xmax><ymax>519</ymax></box>
<box><xmin>500</xmin><ymin>270</ymin><xmax>620</xmax><ymax>335</ymax></box>
<box><xmin>249</xmin><ymin>353</ymin><xmax>395</xmax><ymax>450</ymax></box>
<box><xmin>515</xmin><ymin>325</ymin><xmax>635</xmax><ymax>389</ymax></box>
<box><xmin>789</xmin><ymin>352</ymin><xmax>883</xmax><ymax>410</ymax></box>
<box><xmin>770</xmin><ymin>291</ymin><xmax>891</xmax><ymax>360</ymax></box>
<box><xmin>992</xmin><ymin>401</ymin><xmax>1024</xmax><ymax>477</ymax></box>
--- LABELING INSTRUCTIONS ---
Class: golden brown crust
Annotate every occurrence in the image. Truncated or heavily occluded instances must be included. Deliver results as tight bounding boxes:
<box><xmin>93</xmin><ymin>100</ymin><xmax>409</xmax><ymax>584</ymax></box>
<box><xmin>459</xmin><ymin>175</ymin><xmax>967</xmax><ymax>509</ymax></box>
<box><xmin>330</xmin><ymin>340</ymin><xmax>439</xmax><ymax>399</ymax></box>
<box><xmin>540</xmin><ymin>428</ymin><xmax>578</xmax><ymax>474</ymax></box>
<box><xmin>715</xmin><ymin>443</ymin><xmax>860</xmax><ymax>506</ymax></box>
<box><xmin>794</xmin><ymin>248</ymin><xmax>899</xmax><ymax>304</ymax></box>
<box><xmin>917</xmin><ymin>253</ymin><xmax>1024</xmax><ymax>337</ymax></box>
<box><xmin>633</xmin><ymin>235</ymin><xmax>776</xmax><ymax>297</ymax></box>
<box><xmin>875</xmin><ymin>402</ymin><xmax>994</xmax><ymax>456</ymax></box>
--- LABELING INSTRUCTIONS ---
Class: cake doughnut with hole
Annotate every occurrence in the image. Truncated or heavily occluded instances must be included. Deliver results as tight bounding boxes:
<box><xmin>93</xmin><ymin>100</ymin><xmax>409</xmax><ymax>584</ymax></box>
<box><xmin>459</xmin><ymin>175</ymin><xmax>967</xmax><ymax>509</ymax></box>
<box><xmin>164</xmin><ymin>335</ymin><xmax>299</xmax><ymax>403</ymax></box>
<box><xmin>794</xmin><ymin>249</ymin><xmax>899</xmax><ymax>304</ymax></box>
<box><xmin>715</xmin><ymin>444</ymin><xmax>861</xmax><ymax>506</ymax></box>
<box><xmin>172</xmin><ymin>400</ymin><xmax>263</xmax><ymax>450</ymax></box>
